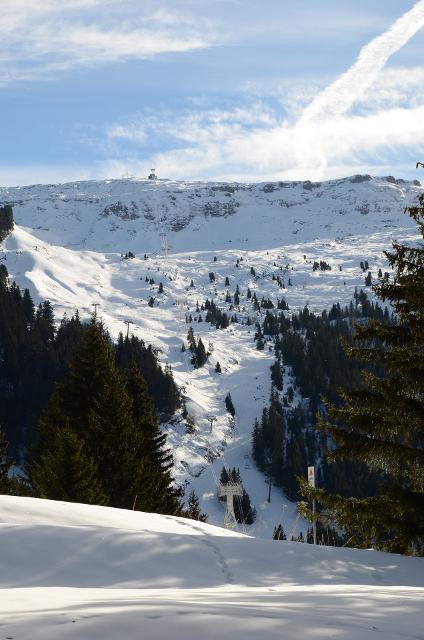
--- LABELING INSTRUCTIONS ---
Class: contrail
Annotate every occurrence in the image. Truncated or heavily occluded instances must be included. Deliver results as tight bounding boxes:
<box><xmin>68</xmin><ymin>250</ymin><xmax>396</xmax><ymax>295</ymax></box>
<box><xmin>300</xmin><ymin>0</ymin><xmax>424</xmax><ymax>124</ymax></box>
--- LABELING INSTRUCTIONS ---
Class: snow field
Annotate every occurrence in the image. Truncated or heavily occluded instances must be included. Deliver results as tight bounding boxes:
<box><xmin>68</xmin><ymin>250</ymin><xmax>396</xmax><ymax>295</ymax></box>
<box><xmin>1</xmin><ymin>496</ymin><xmax>423</xmax><ymax>640</ymax></box>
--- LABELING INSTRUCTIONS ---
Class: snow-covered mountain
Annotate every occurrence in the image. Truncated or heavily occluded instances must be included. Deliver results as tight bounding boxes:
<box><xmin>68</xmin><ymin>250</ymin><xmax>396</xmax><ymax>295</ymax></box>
<box><xmin>1</xmin><ymin>495</ymin><xmax>423</xmax><ymax>640</ymax></box>
<box><xmin>1</xmin><ymin>175</ymin><xmax>422</xmax><ymax>535</ymax></box>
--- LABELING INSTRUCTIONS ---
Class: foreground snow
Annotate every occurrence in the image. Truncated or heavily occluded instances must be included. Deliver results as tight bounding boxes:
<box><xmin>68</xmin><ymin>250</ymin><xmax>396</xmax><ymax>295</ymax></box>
<box><xmin>1</xmin><ymin>496</ymin><xmax>423</xmax><ymax>639</ymax></box>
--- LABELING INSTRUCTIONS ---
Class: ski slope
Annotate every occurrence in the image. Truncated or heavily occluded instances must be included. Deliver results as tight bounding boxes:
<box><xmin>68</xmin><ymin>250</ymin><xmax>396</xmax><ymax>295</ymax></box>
<box><xmin>0</xmin><ymin>496</ymin><xmax>423</xmax><ymax>640</ymax></box>
<box><xmin>1</xmin><ymin>175</ymin><xmax>422</xmax><ymax>534</ymax></box>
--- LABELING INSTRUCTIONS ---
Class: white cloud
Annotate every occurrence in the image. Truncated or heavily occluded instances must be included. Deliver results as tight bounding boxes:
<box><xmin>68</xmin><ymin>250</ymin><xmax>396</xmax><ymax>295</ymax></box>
<box><xmin>103</xmin><ymin>103</ymin><xmax>424</xmax><ymax>182</ymax></box>
<box><xmin>0</xmin><ymin>1</ymin><xmax>217</xmax><ymax>83</ymax></box>
<box><xmin>96</xmin><ymin>2</ymin><xmax>424</xmax><ymax>183</ymax></box>
<box><xmin>358</xmin><ymin>66</ymin><xmax>424</xmax><ymax>111</ymax></box>
<box><xmin>5</xmin><ymin>2</ymin><xmax>424</xmax><ymax>184</ymax></box>
<box><xmin>300</xmin><ymin>0</ymin><xmax>424</xmax><ymax>124</ymax></box>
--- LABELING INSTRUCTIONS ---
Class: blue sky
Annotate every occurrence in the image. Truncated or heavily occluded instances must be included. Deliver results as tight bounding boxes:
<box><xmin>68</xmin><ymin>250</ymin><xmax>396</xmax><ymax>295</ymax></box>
<box><xmin>2</xmin><ymin>0</ymin><xmax>424</xmax><ymax>185</ymax></box>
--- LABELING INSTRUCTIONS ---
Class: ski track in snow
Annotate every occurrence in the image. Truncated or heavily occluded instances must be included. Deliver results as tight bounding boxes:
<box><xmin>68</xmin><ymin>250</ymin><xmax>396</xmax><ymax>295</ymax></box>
<box><xmin>1</xmin><ymin>175</ymin><xmax>422</xmax><ymax>536</ymax></box>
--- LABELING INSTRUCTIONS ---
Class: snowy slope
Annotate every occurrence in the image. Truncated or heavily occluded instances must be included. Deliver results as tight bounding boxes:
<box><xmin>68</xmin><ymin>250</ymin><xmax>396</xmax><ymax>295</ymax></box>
<box><xmin>0</xmin><ymin>175</ymin><xmax>422</xmax><ymax>535</ymax></box>
<box><xmin>1</xmin><ymin>496</ymin><xmax>423</xmax><ymax>640</ymax></box>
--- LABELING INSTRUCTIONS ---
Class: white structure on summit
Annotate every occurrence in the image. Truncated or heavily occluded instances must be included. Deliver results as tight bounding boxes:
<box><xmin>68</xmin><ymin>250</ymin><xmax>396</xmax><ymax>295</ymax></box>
<box><xmin>148</xmin><ymin>168</ymin><xmax>157</xmax><ymax>180</ymax></box>
<box><xmin>219</xmin><ymin>482</ymin><xmax>243</xmax><ymax>529</ymax></box>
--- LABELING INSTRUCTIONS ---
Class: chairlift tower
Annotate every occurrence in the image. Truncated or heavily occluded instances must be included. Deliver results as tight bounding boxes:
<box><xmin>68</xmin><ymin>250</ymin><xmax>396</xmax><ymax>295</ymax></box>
<box><xmin>159</xmin><ymin>232</ymin><xmax>169</xmax><ymax>258</ymax></box>
<box><xmin>124</xmin><ymin>319</ymin><xmax>134</xmax><ymax>339</ymax></box>
<box><xmin>91</xmin><ymin>302</ymin><xmax>101</xmax><ymax>318</ymax></box>
<box><xmin>219</xmin><ymin>482</ymin><xmax>243</xmax><ymax>529</ymax></box>
<box><xmin>206</xmin><ymin>414</ymin><xmax>217</xmax><ymax>433</ymax></box>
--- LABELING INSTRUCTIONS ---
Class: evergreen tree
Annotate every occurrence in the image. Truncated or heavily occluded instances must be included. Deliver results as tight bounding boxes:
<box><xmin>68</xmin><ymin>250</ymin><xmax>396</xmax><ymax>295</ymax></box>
<box><xmin>196</xmin><ymin>338</ymin><xmax>208</xmax><ymax>367</ymax></box>
<box><xmin>123</xmin><ymin>362</ymin><xmax>182</xmax><ymax>514</ymax></box>
<box><xmin>0</xmin><ymin>429</ymin><xmax>12</xmax><ymax>493</ymax></box>
<box><xmin>31</xmin><ymin>428</ymin><xmax>108</xmax><ymax>505</ymax></box>
<box><xmin>115</xmin><ymin>333</ymin><xmax>179</xmax><ymax>416</ymax></box>
<box><xmin>225</xmin><ymin>393</ymin><xmax>235</xmax><ymax>416</ymax></box>
<box><xmin>234</xmin><ymin>488</ymin><xmax>256</xmax><ymax>525</ymax></box>
<box><xmin>31</xmin><ymin>318</ymin><xmax>136</xmax><ymax>508</ymax></box>
<box><xmin>271</xmin><ymin>359</ymin><xmax>283</xmax><ymax>390</ymax></box>
<box><xmin>255</xmin><ymin>323</ymin><xmax>265</xmax><ymax>350</ymax></box>
<box><xmin>273</xmin><ymin>523</ymin><xmax>287</xmax><ymax>540</ymax></box>
<box><xmin>31</xmin><ymin>319</ymin><xmax>181</xmax><ymax>514</ymax></box>
<box><xmin>252</xmin><ymin>419</ymin><xmax>265</xmax><ymax>471</ymax></box>
<box><xmin>0</xmin><ymin>205</ymin><xmax>14</xmax><ymax>241</ymax></box>
<box><xmin>185</xmin><ymin>489</ymin><xmax>207</xmax><ymax>522</ymax></box>
<box><xmin>301</xmin><ymin>197</ymin><xmax>424</xmax><ymax>554</ymax></box>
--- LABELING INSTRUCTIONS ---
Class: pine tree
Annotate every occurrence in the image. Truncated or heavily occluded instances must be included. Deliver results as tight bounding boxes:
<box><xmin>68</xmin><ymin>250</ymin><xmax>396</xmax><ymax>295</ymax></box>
<box><xmin>301</xmin><ymin>196</ymin><xmax>424</xmax><ymax>554</ymax></box>
<box><xmin>196</xmin><ymin>338</ymin><xmax>208</xmax><ymax>367</ymax></box>
<box><xmin>252</xmin><ymin>419</ymin><xmax>265</xmax><ymax>471</ymax></box>
<box><xmin>234</xmin><ymin>488</ymin><xmax>256</xmax><ymax>525</ymax></box>
<box><xmin>123</xmin><ymin>362</ymin><xmax>182</xmax><ymax>514</ymax></box>
<box><xmin>273</xmin><ymin>523</ymin><xmax>287</xmax><ymax>540</ymax></box>
<box><xmin>271</xmin><ymin>359</ymin><xmax>283</xmax><ymax>390</ymax></box>
<box><xmin>30</xmin><ymin>321</ymin><xmax>182</xmax><ymax>514</ymax></box>
<box><xmin>220</xmin><ymin>466</ymin><xmax>229</xmax><ymax>485</ymax></box>
<box><xmin>0</xmin><ymin>205</ymin><xmax>14</xmax><ymax>241</ymax></box>
<box><xmin>31</xmin><ymin>428</ymin><xmax>108</xmax><ymax>505</ymax></box>
<box><xmin>225</xmin><ymin>392</ymin><xmax>235</xmax><ymax>416</ymax></box>
<box><xmin>185</xmin><ymin>489</ymin><xmax>207</xmax><ymax>522</ymax></box>
<box><xmin>0</xmin><ymin>429</ymin><xmax>12</xmax><ymax>493</ymax></box>
<box><xmin>31</xmin><ymin>319</ymin><xmax>134</xmax><ymax>507</ymax></box>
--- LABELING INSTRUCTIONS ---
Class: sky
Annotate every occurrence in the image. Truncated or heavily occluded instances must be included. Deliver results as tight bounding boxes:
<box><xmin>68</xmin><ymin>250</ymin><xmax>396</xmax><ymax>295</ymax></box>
<box><xmin>1</xmin><ymin>0</ymin><xmax>424</xmax><ymax>186</ymax></box>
